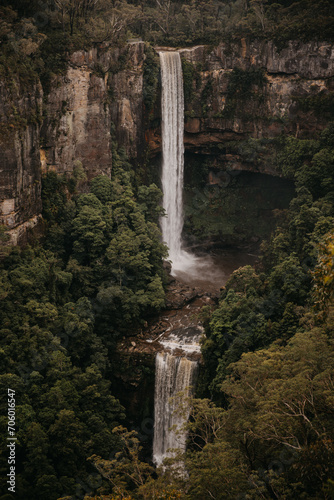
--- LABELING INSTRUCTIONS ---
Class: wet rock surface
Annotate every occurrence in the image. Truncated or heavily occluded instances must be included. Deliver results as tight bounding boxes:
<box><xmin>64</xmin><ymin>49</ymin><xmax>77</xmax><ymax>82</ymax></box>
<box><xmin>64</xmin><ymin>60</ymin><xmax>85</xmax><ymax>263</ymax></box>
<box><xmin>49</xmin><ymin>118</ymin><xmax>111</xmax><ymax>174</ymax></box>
<box><xmin>118</xmin><ymin>277</ymin><xmax>217</xmax><ymax>362</ymax></box>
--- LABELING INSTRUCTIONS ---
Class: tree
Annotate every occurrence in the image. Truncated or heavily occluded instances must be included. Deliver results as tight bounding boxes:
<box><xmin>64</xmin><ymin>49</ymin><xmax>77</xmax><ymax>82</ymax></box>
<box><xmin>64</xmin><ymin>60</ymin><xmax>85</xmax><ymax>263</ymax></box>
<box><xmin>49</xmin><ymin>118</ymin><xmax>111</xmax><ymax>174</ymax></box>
<box><xmin>312</xmin><ymin>230</ymin><xmax>334</xmax><ymax>315</ymax></box>
<box><xmin>222</xmin><ymin>328</ymin><xmax>334</xmax><ymax>458</ymax></box>
<box><xmin>54</xmin><ymin>0</ymin><xmax>83</xmax><ymax>35</ymax></box>
<box><xmin>249</xmin><ymin>0</ymin><xmax>268</xmax><ymax>31</ymax></box>
<box><xmin>71</xmin><ymin>203</ymin><xmax>107</xmax><ymax>265</ymax></box>
<box><xmin>186</xmin><ymin>441</ymin><xmax>249</xmax><ymax>499</ymax></box>
<box><xmin>89</xmin><ymin>426</ymin><xmax>155</xmax><ymax>499</ymax></box>
<box><xmin>154</xmin><ymin>0</ymin><xmax>172</xmax><ymax>35</ymax></box>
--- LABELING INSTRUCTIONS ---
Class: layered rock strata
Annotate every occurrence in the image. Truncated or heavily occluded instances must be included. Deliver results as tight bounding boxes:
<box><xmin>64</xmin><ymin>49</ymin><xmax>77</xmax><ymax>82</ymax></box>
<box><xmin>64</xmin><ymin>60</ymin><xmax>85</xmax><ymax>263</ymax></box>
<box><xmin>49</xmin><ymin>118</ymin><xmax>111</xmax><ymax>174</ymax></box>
<box><xmin>0</xmin><ymin>39</ymin><xmax>333</xmax><ymax>242</ymax></box>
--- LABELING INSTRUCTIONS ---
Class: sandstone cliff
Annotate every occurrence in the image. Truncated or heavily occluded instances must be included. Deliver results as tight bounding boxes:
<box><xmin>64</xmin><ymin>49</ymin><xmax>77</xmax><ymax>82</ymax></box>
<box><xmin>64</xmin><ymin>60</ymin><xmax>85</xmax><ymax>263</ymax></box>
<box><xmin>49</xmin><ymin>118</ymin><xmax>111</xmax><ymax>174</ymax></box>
<box><xmin>0</xmin><ymin>39</ymin><xmax>333</xmax><ymax>243</ymax></box>
<box><xmin>41</xmin><ymin>41</ymin><xmax>145</xmax><ymax>177</ymax></box>
<box><xmin>0</xmin><ymin>77</ymin><xmax>43</xmax><ymax>243</ymax></box>
<box><xmin>146</xmin><ymin>40</ymin><xmax>334</xmax><ymax>176</ymax></box>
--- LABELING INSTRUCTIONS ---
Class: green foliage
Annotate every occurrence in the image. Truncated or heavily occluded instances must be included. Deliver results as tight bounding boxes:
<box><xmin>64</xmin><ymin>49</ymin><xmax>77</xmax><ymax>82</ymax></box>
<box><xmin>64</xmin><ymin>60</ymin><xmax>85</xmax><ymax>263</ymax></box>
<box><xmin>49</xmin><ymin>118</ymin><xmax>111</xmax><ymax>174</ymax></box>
<box><xmin>200</xmin><ymin>77</ymin><xmax>213</xmax><ymax>116</ymax></box>
<box><xmin>137</xmin><ymin>183</ymin><xmax>165</xmax><ymax>223</ymax></box>
<box><xmin>0</xmin><ymin>245</ymin><xmax>127</xmax><ymax>498</ymax></box>
<box><xmin>186</xmin><ymin>441</ymin><xmax>249</xmax><ymax>499</ymax></box>
<box><xmin>89</xmin><ymin>426</ymin><xmax>155</xmax><ymax>497</ymax></box>
<box><xmin>2</xmin><ymin>3</ymin><xmax>334</xmax><ymax>499</ymax></box>
<box><xmin>41</xmin><ymin>171</ymin><xmax>69</xmax><ymax>224</ymax></box>
<box><xmin>2</xmin><ymin>0</ymin><xmax>334</xmax><ymax>76</ymax></box>
<box><xmin>42</xmin><ymin>150</ymin><xmax>167</xmax><ymax>333</ymax></box>
<box><xmin>0</xmin><ymin>143</ymin><xmax>167</xmax><ymax>499</ymax></box>
<box><xmin>222</xmin><ymin>67</ymin><xmax>268</xmax><ymax>119</ymax></box>
<box><xmin>201</xmin><ymin>125</ymin><xmax>334</xmax><ymax>406</ymax></box>
<box><xmin>312</xmin><ymin>231</ymin><xmax>334</xmax><ymax>316</ymax></box>
<box><xmin>181</xmin><ymin>58</ymin><xmax>196</xmax><ymax>105</ymax></box>
<box><xmin>295</xmin><ymin>91</ymin><xmax>334</xmax><ymax>120</ymax></box>
<box><xmin>91</xmin><ymin>175</ymin><xmax>113</xmax><ymax>204</ymax></box>
<box><xmin>143</xmin><ymin>44</ymin><xmax>160</xmax><ymax>115</ymax></box>
<box><xmin>276</xmin><ymin>136</ymin><xmax>319</xmax><ymax>177</ymax></box>
<box><xmin>296</xmin><ymin>147</ymin><xmax>334</xmax><ymax>199</ymax></box>
<box><xmin>227</xmin><ymin>67</ymin><xmax>268</xmax><ymax>100</ymax></box>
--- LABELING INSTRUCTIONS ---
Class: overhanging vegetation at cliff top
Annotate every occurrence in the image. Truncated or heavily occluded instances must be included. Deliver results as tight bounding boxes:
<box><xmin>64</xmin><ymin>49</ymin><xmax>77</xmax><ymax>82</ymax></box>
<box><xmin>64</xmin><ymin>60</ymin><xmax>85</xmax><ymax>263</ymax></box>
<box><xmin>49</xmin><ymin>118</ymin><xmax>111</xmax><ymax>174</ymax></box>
<box><xmin>1</xmin><ymin>0</ymin><xmax>334</xmax><ymax>58</ymax></box>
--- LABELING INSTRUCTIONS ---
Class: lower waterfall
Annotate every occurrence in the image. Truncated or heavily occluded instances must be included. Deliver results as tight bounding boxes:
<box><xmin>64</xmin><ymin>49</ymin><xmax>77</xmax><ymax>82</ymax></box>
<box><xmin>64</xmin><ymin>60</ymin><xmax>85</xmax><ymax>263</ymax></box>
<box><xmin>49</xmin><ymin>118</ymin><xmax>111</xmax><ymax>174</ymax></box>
<box><xmin>153</xmin><ymin>352</ymin><xmax>198</xmax><ymax>467</ymax></box>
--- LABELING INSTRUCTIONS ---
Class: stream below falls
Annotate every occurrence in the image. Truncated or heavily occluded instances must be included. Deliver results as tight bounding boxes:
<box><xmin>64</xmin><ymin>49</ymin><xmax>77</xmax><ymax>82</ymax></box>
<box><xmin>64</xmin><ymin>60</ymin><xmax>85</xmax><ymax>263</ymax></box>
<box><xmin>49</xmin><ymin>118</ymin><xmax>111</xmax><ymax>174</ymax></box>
<box><xmin>120</xmin><ymin>246</ymin><xmax>259</xmax><ymax>467</ymax></box>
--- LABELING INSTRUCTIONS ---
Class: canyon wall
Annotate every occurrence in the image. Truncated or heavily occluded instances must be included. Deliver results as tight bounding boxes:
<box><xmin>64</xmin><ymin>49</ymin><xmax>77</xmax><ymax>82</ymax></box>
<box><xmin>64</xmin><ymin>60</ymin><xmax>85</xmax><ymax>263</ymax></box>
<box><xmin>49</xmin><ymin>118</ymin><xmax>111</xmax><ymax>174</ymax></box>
<box><xmin>0</xmin><ymin>41</ymin><xmax>146</xmax><ymax>242</ymax></box>
<box><xmin>0</xmin><ymin>39</ymin><xmax>333</xmax><ymax>243</ymax></box>
<box><xmin>0</xmin><ymin>77</ymin><xmax>43</xmax><ymax>244</ymax></box>
<box><xmin>41</xmin><ymin>41</ymin><xmax>146</xmax><ymax>177</ymax></box>
<box><xmin>148</xmin><ymin>40</ymin><xmax>334</xmax><ymax>175</ymax></box>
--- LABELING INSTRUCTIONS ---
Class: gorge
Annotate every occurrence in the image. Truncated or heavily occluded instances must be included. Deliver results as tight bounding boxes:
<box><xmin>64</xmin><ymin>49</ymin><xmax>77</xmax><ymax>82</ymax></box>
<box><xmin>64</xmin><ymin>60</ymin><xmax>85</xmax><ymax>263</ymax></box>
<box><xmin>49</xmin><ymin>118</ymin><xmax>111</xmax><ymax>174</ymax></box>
<box><xmin>2</xmin><ymin>40</ymin><xmax>333</xmax><ymax>248</ymax></box>
<box><xmin>1</xmin><ymin>4</ymin><xmax>334</xmax><ymax>494</ymax></box>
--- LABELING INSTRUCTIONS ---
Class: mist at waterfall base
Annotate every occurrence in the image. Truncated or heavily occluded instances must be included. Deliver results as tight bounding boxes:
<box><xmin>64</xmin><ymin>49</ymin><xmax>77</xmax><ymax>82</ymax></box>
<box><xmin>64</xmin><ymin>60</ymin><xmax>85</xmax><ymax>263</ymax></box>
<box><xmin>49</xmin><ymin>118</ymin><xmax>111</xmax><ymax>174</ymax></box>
<box><xmin>172</xmin><ymin>248</ymin><xmax>258</xmax><ymax>292</ymax></box>
<box><xmin>159</xmin><ymin>50</ymin><xmax>257</xmax><ymax>292</ymax></box>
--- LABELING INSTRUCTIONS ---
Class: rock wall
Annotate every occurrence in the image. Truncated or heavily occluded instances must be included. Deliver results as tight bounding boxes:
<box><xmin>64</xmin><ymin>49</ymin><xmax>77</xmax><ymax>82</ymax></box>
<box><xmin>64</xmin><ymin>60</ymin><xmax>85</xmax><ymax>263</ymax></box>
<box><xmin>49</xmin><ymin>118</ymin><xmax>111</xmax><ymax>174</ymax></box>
<box><xmin>0</xmin><ymin>78</ymin><xmax>43</xmax><ymax>240</ymax></box>
<box><xmin>146</xmin><ymin>40</ymin><xmax>334</xmax><ymax>176</ymax></box>
<box><xmin>0</xmin><ymin>41</ymin><xmax>146</xmax><ymax>242</ymax></box>
<box><xmin>177</xmin><ymin>40</ymin><xmax>333</xmax><ymax>245</ymax></box>
<box><xmin>0</xmin><ymin>39</ymin><xmax>333</xmax><ymax>243</ymax></box>
<box><xmin>41</xmin><ymin>41</ymin><xmax>146</xmax><ymax>178</ymax></box>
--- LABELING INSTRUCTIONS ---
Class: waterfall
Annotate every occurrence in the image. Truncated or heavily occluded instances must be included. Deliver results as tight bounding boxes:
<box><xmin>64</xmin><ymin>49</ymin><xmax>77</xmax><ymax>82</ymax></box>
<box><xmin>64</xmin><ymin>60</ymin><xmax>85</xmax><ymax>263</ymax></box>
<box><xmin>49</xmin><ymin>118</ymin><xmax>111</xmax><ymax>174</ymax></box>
<box><xmin>153</xmin><ymin>51</ymin><xmax>208</xmax><ymax>469</ymax></box>
<box><xmin>153</xmin><ymin>352</ymin><xmax>198</xmax><ymax>467</ymax></box>
<box><xmin>159</xmin><ymin>51</ymin><xmax>197</xmax><ymax>275</ymax></box>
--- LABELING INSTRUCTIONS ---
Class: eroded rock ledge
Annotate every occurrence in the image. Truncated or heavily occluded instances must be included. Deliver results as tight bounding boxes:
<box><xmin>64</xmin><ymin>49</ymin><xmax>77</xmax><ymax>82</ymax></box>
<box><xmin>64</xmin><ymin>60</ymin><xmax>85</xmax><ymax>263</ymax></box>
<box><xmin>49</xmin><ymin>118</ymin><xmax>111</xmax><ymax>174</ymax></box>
<box><xmin>147</xmin><ymin>40</ymin><xmax>334</xmax><ymax>175</ymax></box>
<box><xmin>117</xmin><ymin>277</ymin><xmax>216</xmax><ymax>364</ymax></box>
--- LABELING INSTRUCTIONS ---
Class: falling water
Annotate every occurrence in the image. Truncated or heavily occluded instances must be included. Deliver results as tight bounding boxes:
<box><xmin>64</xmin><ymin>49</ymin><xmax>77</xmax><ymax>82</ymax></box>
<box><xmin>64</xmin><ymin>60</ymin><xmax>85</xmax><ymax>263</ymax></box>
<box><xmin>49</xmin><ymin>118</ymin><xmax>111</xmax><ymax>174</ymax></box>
<box><xmin>153</xmin><ymin>51</ymin><xmax>225</xmax><ymax>468</ymax></box>
<box><xmin>159</xmin><ymin>51</ymin><xmax>197</xmax><ymax>274</ymax></box>
<box><xmin>153</xmin><ymin>352</ymin><xmax>198</xmax><ymax>467</ymax></box>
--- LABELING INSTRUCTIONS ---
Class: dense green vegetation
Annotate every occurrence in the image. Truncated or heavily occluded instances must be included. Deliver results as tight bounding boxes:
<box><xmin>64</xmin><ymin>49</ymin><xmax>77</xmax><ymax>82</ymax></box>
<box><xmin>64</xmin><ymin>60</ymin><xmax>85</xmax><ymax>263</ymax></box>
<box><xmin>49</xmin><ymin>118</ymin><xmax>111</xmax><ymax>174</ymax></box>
<box><xmin>2</xmin><ymin>126</ymin><xmax>329</xmax><ymax>499</ymax></box>
<box><xmin>1</xmin><ymin>0</ymin><xmax>334</xmax><ymax>96</ymax></box>
<box><xmin>74</xmin><ymin>126</ymin><xmax>334</xmax><ymax>500</ymax></box>
<box><xmin>2</xmin><ymin>0</ymin><xmax>334</xmax><ymax>49</ymax></box>
<box><xmin>200</xmin><ymin>125</ymin><xmax>334</xmax><ymax>391</ymax></box>
<box><xmin>0</xmin><ymin>148</ymin><xmax>167</xmax><ymax>499</ymax></box>
<box><xmin>1</xmin><ymin>1</ymin><xmax>334</xmax><ymax>499</ymax></box>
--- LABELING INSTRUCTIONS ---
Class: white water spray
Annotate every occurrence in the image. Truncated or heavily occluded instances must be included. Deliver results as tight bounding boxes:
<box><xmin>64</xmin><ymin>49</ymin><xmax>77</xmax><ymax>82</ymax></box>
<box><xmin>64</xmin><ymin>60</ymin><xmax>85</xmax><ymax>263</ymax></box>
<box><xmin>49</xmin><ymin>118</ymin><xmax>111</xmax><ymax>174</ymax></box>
<box><xmin>159</xmin><ymin>51</ymin><xmax>198</xmax><ymax>274</ymax></box>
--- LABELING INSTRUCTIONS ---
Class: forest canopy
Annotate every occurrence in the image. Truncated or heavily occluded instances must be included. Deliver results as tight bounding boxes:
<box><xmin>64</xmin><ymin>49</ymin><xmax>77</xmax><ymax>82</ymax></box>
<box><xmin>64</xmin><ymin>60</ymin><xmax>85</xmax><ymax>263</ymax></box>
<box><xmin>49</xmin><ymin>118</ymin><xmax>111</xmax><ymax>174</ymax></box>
<box><xmin>1</xmin><ymin>0</ymin><xmax>334</xmax><ymax>498</ymax></box>
<box><xmin>1</xmin><ymin>0</ymin><xmax>334</xmax><ymax>49</ymax></box>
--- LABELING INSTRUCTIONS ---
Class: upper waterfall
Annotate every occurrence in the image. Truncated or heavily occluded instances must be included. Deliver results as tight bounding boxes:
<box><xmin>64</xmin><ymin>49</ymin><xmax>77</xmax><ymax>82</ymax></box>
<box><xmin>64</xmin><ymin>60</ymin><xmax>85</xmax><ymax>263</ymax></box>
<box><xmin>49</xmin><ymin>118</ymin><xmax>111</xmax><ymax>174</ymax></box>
<box><xmin>159</xmin><ymin>51</ymin><xmax>197</xmax><ymax>275</ymax></box>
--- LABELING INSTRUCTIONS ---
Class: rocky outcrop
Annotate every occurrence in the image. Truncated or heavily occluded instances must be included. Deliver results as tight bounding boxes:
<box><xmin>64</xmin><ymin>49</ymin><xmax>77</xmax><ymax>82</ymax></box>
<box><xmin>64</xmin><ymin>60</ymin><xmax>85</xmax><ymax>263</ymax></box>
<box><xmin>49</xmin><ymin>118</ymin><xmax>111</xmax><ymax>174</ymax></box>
<box><xmin>41</xmin><ymin>61</ymin><xmax>112</xmax><ymax>178</ymax></box>
<box><xmin>193</xmin><ymin>40</ymin><xmax>334</xmax><ymax>78</ymax></box>
<box><xmin>0</xmin><ymin>41</ymin><xmax>146</xmax><ymax>242</ymax></box>
<box><xmin>0</xmin><ymin>78</ymin><xmax>43</xmax><ymax>239</ymax></box>
<box><xmin>112</xmin><ymin>278</ymin><xmax>216</xmax><ymax>430</ymax></box>
<box><xmin>148</xmin><ymin>40</ymin><xmax>334</xmax><ymax>176</ymax></box>
<box><xmin>41</xmin><ymin>41</ymin><xmax>146</xmax><ymax>178</ymax></box>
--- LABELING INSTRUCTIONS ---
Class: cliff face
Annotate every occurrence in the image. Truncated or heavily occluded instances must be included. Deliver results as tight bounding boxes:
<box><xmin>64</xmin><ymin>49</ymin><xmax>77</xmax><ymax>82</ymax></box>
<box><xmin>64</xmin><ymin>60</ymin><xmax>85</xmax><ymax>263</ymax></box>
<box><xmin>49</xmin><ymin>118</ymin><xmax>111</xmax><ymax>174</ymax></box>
<box><xmin>0</xmin><ymin>78</ymin><xmax>43</xmax><ymax>243</ymax></box>
<box><xmin>0</xmin><ymin>39</ymin><xmax>333</xmax><ymax>243</ymax></box>
<box><xmin>41</xmin><ymin>53</ymin><xmax>113</xmax><ymax>178</ymax></box>
<box><xmin>0</xmin><ymin>42</ymin><xmax>145</xmax><ymax>241</ymax></box>
<box><xmin>41</xmin><ymin>42</ymin><xmax>145</xmax><ymax>178</ymax></box>
<box><xmin>166</xmin><ymin>40</ymin><xmax>333</xmax><ymax>246</ymax></box>
<box><xmin>147</xmin><ymin>40</ymin><xmax>334</xmax><ymax>176</ymax></box>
